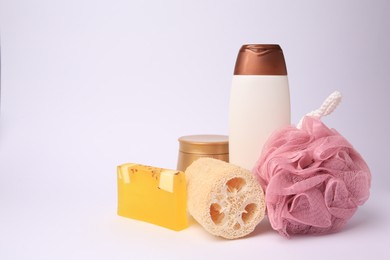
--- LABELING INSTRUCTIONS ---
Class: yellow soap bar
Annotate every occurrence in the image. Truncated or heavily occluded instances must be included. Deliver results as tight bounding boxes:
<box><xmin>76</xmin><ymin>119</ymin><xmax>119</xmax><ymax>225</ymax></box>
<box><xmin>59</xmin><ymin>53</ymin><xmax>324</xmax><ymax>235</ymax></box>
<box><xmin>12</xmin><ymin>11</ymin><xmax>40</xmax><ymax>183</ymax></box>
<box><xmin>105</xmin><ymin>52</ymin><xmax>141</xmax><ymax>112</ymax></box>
<box><xmin>117</xmin><ymin>163</ymin><xmax>188</xmax><ymax>231</ymax></box>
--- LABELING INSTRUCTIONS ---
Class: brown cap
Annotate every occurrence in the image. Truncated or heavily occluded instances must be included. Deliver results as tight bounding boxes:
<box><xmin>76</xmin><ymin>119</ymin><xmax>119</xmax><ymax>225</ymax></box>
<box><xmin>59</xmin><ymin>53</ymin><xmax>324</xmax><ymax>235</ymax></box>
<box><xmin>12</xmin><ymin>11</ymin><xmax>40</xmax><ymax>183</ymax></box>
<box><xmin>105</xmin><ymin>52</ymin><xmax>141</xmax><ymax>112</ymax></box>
<box><xmin>178</xmin><ymin>135</ymin><xmax>228</xmax><ymax>155</ymax></box>
<box><xmin>234</xmin><ymin>44</ymin><xmax>287</xmax><ymax>75</ymax></box>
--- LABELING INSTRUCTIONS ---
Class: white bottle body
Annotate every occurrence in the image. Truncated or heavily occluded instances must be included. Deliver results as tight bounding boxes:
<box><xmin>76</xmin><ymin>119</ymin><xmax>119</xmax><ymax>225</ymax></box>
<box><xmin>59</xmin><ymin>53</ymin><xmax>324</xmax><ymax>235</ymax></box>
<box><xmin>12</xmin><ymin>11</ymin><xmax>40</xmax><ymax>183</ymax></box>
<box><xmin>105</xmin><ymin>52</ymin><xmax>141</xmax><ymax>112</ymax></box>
<box><xmin>229</xmin><ymin>75</ymin><xmax>290</xmax><ymax>170</ymax></box>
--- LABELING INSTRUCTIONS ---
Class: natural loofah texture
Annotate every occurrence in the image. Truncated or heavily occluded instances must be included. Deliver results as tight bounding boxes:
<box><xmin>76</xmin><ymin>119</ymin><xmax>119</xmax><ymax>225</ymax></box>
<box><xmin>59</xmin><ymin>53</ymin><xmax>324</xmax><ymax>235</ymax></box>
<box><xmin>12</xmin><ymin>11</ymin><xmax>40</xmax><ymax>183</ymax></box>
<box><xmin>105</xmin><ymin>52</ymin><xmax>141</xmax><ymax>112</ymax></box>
<box><xmin>185</xmin><ymin>158</ymin><xmax>265</xmax><ymax>239</ymax></box>
<box><xmin>253</xmin><ymin>116</ymin><xmax>371</xmax><ymax>238</ymax></box>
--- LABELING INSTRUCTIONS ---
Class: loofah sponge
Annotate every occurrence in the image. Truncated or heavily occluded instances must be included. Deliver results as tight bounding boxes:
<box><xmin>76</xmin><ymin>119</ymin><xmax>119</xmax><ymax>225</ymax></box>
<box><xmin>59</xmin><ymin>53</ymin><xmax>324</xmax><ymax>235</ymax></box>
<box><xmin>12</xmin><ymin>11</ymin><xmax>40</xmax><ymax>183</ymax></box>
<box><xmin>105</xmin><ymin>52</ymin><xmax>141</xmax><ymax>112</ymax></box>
<box><xmin>185</xmin><ymin>158</ymin><xmax>265</xmax><ymax>239</ymax></box>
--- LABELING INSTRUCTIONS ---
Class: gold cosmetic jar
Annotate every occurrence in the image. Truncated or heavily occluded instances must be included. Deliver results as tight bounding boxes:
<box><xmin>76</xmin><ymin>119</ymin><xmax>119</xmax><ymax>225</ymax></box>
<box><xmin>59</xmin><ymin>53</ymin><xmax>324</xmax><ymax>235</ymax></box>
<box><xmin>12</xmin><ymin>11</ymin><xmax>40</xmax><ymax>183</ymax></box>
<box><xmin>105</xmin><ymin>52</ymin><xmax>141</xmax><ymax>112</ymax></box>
<box><xmin>177</xmin><ymin>134</ymin><xmax>229</xmax><ymax>171</ymax></box>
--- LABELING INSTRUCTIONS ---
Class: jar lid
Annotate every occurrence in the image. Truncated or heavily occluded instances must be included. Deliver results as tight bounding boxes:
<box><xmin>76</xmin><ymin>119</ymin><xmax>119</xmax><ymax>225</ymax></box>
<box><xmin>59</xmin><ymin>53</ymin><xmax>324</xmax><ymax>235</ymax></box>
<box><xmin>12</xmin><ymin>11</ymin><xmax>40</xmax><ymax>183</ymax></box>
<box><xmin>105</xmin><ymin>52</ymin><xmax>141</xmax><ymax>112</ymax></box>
<box><xmin>178</xmin><ymin>135</ymin><xmax>229</xmax><ymax>155</ymax></box>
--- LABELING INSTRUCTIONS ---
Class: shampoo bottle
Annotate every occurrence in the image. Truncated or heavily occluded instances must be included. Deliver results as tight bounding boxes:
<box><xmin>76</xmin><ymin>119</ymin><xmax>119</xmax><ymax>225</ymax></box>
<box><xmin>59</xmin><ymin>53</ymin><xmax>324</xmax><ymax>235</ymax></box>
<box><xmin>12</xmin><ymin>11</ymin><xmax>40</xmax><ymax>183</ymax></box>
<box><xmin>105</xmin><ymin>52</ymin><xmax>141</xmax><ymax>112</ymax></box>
<box><xmin>229</xmin><ymin>44</ymin><xmax>290</xmax><ymax>170</ymax></box>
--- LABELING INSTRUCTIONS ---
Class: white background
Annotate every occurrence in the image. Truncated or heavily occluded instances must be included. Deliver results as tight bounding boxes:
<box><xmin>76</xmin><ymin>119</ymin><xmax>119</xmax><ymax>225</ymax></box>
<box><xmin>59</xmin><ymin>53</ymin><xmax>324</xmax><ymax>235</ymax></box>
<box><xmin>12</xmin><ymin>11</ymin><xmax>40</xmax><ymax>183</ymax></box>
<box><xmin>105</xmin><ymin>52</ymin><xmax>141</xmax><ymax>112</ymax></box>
<box><xmin>1</xmin><ymin>0</ymin><xmax>389</xmax><ymax>259</ymax></box>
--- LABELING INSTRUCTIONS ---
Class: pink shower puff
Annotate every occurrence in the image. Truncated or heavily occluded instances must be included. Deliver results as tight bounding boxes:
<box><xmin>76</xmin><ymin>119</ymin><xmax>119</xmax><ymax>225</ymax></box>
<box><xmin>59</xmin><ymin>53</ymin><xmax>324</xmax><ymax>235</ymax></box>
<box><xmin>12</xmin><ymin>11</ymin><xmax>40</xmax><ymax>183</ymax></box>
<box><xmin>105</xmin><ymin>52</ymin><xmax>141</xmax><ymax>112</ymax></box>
<box><xmin>253</xmin><ymin>116</ymin><xmax>371</xmax><ymax>238</ymax></box>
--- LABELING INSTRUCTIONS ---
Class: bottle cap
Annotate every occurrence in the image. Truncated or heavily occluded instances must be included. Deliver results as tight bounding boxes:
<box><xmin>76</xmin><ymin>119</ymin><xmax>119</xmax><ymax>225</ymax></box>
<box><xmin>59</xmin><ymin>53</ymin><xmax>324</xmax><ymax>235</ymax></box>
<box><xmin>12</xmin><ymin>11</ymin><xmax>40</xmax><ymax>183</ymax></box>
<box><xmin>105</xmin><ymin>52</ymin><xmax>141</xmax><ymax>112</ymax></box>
<box><xmin>234</xmin><ymin>44</ymin><xmax>287</xmax><ymax>75</ymax></box>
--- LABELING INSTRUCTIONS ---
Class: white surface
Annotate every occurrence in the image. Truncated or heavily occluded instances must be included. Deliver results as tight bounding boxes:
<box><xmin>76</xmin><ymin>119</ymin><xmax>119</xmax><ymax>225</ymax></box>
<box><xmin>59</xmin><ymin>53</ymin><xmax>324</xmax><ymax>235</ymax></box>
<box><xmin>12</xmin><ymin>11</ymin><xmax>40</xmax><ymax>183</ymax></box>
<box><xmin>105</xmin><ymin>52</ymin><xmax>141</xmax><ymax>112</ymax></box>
<box><xmin>1</xmin><ymin>0</ymin><xmax>389</xmax><ymax>259</ymax></box>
